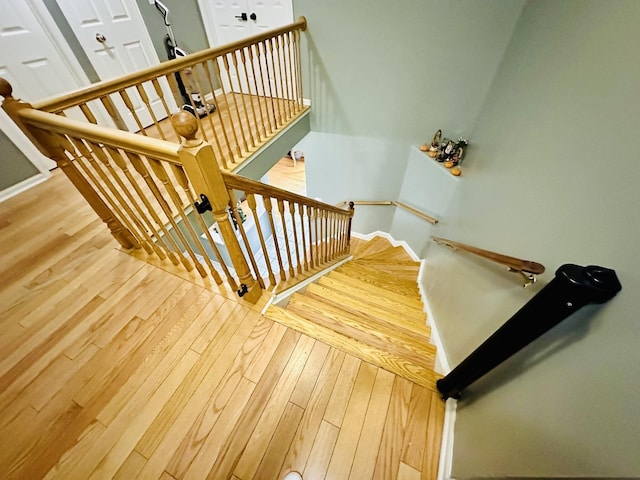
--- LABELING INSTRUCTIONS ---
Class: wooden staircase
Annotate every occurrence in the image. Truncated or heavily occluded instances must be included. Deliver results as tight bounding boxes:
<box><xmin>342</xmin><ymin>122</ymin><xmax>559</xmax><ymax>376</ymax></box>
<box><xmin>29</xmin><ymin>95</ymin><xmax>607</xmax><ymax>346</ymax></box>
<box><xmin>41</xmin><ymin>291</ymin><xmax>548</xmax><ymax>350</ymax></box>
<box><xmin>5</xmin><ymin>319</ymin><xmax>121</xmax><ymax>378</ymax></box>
<box><xmin>265</xmin><ymin>236</ymin><xmax>441</xmax><ymax>390</ymax></box>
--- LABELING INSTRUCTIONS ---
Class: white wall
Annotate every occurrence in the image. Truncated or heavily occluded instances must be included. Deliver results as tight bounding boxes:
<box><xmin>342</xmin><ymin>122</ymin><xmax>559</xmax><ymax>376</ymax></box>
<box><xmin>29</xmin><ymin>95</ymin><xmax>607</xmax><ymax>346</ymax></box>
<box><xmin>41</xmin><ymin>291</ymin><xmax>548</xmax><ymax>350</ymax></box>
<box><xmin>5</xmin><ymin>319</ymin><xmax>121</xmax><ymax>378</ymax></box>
<box><xmin>419</xmin><ymin>1</ymin><xmax>640</xmax><ymax>477</ymax></box>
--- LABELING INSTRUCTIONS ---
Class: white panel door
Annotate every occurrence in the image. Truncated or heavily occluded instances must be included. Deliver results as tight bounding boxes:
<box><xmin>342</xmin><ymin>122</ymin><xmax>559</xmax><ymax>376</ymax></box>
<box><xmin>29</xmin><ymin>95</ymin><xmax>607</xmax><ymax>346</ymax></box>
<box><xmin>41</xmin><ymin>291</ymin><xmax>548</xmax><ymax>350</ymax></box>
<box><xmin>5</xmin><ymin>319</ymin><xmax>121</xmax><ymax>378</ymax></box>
<box><xmin>56</xmin><ymin>0</ymin><xmax>177</xmax><ymax>131</ymax></box>
<box><xmin>199</xmin><ymin>0</ymin><xmax>293</xmax><ymax>97</ymax></box>
<box><xmin>0</xmin><ymin>0</ymin><xmax>92</xmax><ymax>170</ymax></box>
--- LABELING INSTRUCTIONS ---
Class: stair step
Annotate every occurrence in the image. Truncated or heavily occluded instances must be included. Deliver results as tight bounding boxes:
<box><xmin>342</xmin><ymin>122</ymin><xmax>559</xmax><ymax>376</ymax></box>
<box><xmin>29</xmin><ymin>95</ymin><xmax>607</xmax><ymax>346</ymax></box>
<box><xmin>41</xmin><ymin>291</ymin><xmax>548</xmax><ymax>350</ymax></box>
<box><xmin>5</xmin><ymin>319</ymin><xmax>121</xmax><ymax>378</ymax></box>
<box><xmin>353</xmin><ymin>259</ymin><xmax>420</xmax><ymax>281</ymax></box>
<box><xmin>289</xmin><ymin>292</ymin><xmax>433</xmax><ymax>358</ymax></box>
<box><xmin>361</xmin><ymin>245</ymin><xmax>415</xmax><ymax>263</ymax></box>
<box><xmin>305</xmin><ymin>283</ymin><xmax>430</xmax><ymax>339</ymax></box>
<box><xmin>353</xmin><ymin>236</ymin><xmax>394</xmax><ymax>259</ymax></box>
<box><xmin>265</xmin><ymin>305</ymin><xmax>439</xmax><ymax>390</ymax></box>
<box><xmin>326</xmin><ymin>271</ymin><xmax>424</xmax><ymax>310</ymax></box>
<box><xmin>348</xmin><ymin>237</ymin><xmax>370</xmax><ymax>258</ymax></box>
<box><xmin>317</xmin><ymin>276</ymin><xmax>426</xmax><ymax>323</ymax></box>
<box><xmin>335</xmin><ymin>262</ymin><xmax>419</xmax><ymax>296</ymax></box>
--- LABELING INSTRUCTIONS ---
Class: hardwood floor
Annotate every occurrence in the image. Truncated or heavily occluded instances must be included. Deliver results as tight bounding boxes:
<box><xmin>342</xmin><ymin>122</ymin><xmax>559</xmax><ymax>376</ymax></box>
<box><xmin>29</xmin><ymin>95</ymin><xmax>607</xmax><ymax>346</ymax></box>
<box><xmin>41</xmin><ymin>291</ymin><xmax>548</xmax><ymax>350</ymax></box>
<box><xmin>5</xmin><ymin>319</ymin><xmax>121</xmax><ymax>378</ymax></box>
<box><xmin>0</xmin><ymin>171</ymin><xmax>444</xmax><ymax>479</ymax></box>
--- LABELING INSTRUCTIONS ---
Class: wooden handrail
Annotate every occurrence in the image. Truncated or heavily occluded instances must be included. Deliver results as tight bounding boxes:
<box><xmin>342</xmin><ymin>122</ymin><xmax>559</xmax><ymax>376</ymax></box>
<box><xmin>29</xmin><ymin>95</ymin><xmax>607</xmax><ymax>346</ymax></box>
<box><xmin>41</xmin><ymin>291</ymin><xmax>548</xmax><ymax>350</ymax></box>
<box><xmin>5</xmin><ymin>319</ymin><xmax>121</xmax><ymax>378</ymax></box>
<box><xmin>33</xmin><ymin>17</ymin><xmax>308</xmax><ymax>112</ymax></box>
<box><xmin>225</xmin><ymin>173</ymin><xmax>353</xmax><ymax>216</ymax></box>
<box><xmin>432</xmin><ymin>236</ymin><xmax>545</xmax><ymax>286</ymax></box>
<box><xmin>17</xmin><ymin>108</ymin><xmax>181</xmax><ymax>164</ymax></box>
<box><xmin>337</xmin><ymin>200</ymin><xmax>439</xmax><ymax>224</ymax></box>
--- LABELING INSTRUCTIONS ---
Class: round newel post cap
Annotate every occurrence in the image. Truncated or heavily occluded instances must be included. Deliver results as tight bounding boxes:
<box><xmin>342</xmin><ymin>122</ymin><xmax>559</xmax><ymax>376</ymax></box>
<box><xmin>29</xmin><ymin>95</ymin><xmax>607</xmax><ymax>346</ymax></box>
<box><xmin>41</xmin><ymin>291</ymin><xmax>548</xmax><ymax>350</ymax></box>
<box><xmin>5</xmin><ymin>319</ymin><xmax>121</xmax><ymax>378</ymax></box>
<box><xmin>171</xmin><ymin>110</ymin><xmax>202</xmax><ymax>146</ymax></box>
<box><xmin>0</xmin><ymin>77</ymin><xmax>13</xmax><ymax>99</ymax></box>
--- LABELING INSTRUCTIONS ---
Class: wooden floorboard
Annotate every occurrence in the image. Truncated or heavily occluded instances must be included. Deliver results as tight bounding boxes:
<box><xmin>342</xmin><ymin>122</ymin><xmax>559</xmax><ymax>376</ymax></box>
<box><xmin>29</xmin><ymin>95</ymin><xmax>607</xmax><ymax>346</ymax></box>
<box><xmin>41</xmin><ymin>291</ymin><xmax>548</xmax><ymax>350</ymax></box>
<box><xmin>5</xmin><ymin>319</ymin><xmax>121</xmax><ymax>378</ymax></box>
<box><xmin>0</xmin><ymin>170</ymin><xmax>444</xmax><ymax>479</ymax></box>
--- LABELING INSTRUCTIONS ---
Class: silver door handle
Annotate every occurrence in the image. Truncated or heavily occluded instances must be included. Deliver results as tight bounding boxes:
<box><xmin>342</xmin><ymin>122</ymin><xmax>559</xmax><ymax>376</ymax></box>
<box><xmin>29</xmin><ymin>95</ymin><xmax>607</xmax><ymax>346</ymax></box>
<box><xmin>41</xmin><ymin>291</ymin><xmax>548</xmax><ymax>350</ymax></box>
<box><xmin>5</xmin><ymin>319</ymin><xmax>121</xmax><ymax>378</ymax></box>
<box><xmin>96</xmin><ymin>33</ymin><xmax>107</xmax><ymax>43</ymax></box>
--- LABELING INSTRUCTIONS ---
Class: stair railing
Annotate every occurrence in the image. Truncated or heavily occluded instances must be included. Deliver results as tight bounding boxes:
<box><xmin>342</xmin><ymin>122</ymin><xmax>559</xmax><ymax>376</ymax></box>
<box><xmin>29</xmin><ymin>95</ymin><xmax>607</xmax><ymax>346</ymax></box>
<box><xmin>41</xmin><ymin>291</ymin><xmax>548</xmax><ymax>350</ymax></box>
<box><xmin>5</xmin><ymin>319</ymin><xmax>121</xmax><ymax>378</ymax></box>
<box><xmin>432</xmin><ymin>236</ymin><xmax>545</xmax><ymax>286</ymax></box>
<box><xmin>1</xmin><ymin>77</ymin><xmax>353</xmax><ymax>303</ymax></box>
<box><xmin>437</xmin><ymin>264</ymin><xmax>622</xmax><ymax>400</ymax></box>
<box><xmin>337</xmin><ymin>200</ymin><xmax>439</xmax><ymax>225</ymax></box>
<box><xmin>22</xmin><ymin>18</ymin><xmax>309</xmax><ymax>172</ymax></box>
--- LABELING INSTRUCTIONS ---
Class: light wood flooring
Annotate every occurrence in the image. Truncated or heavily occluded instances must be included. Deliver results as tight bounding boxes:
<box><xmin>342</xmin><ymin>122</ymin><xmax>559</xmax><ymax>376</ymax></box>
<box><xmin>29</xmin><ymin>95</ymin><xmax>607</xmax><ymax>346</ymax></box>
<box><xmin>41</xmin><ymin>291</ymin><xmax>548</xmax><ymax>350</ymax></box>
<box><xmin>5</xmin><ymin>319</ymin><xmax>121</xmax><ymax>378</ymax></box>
<box><xmin>0</xmin><ymin>170</ymin><xmax>444</xmax><ymax>479</ymax></box>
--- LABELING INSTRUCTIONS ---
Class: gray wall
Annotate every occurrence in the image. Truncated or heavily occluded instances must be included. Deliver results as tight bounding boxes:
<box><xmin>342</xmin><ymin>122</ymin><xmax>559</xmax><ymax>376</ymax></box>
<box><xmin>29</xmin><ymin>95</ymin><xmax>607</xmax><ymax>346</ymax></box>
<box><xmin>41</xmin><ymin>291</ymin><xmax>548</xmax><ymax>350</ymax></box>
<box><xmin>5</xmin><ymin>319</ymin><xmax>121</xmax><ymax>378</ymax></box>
<box><xmin>135</xmin><ymin>0</ymin><xmax>209</xmax><ymax>60</ymax></box>
<box><xmin>0</xmin><ymin>130</ymin><xmax>40</xmax><ymax>192</ymax></box>
<box><xmin>419</xmin><ymin>1</ymin><xmax>640</xmax><ymax>477</ymax></box>
<box><xmin>294</xmin><ymin>0</ymin><xmax>525</xmax><ymax>234</ymax></box>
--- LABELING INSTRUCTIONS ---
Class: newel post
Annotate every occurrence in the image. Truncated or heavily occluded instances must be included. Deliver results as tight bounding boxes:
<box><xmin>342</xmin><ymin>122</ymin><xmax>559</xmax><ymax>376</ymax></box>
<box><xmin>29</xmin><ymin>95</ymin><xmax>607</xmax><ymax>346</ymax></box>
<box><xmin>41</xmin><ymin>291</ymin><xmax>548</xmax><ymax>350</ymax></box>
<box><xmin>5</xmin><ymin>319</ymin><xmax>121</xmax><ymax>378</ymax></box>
<box><xmin>0</xmin><ymin>77</ymin><xmax>136</xmax><ymax>249</ymax></box>
<box><xmin>172</xmin><ymin>111</ymin><xmax>262</xmax><ymax>303</ymax></box>
<box><xmin>347</xmin><ymin>201</ymin><xmax>355</xmax><ymax>247</ymax></box>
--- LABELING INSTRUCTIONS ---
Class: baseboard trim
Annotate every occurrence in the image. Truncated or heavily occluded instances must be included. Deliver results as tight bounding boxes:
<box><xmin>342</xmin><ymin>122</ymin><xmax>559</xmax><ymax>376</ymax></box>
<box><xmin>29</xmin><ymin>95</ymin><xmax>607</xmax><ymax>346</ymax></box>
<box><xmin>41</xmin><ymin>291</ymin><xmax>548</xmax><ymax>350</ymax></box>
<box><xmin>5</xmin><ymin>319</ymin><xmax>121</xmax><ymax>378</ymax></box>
<box><xmin>438</xmin><ymin>398</ymin><xmax>458</xmax><ymax>480</ymax></box>
<box><xmin>351</xmin><ymin>230</ymin><xmax>420</xmax><ymax>262</ymax></box>
<box><xmin>261</xmin><ymin>255</ymin><xmax>353</xmax><ymax>313</ymax></box>
<box><xmin>0</xmin><ymin>173</ymin><xmax>49</xmax><ymax>204</ymax></box>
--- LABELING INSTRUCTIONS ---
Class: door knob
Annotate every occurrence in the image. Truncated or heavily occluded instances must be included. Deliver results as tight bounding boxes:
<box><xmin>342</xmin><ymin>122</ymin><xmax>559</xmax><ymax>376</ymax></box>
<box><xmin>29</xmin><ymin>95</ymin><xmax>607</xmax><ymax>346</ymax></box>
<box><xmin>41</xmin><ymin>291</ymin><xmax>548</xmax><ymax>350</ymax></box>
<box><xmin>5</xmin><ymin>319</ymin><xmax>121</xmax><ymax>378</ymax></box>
<box><xmin>235</xmin><ymin>12</ymin><xmax>248</xmax><ymax>21</ymax></box>
<box><xmin>95</xmin><ymin>33</ymin><xmax>107</xmax><ymax>43</ymax></box>
<box><xmin>250</xmin><ymin>12</ymin><xmax>257</xmax><ymax>20</ymax></box>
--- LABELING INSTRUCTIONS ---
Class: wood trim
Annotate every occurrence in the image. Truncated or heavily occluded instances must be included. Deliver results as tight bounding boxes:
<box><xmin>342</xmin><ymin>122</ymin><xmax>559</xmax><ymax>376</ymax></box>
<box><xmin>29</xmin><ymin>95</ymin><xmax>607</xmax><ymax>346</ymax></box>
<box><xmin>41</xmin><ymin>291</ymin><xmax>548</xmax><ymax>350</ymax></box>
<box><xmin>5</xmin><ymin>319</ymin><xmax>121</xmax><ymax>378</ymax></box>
<box><xmin>431</xmin><ymin>236</ymin><xmax>545</xmax><ymax>275</ymax></box>
<box><xmin>33</xmin><ymin>18</ymin><xmax>308</xmax><ymax>112</ymax></box>
<box><xmin>17</xmin><ymin>109</ymin><xmax>181</xmax><ymax>164</ymax></box>
<box><xmin>222</xmin><ymin>172</ymin><xmax>352</xmax><ymax>216</ymax></box>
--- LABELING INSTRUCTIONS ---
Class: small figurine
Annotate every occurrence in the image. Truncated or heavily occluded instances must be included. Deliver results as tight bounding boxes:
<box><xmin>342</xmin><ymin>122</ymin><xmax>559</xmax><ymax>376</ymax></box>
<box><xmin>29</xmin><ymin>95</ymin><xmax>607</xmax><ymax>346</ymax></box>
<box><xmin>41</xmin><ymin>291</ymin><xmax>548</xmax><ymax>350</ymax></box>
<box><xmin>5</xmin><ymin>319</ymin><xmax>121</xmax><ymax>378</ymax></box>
<box><xmin>450</xmin><ymin>166</ymin><xmax>462</xmax><ymax>176</ymax></box>
<box><xmin>428</xmin><ymin>129</ymin><xmax>442</xmax><ymax>158</ymax></box>
<box><xmin>454</xmin><ymin>137</ymin><xmax>468</xmax><ymax>163</ymax></box>
<box><xmin>449</xmin><ymin>146</ymin><xmax>464</xmax><ymax>166</ymax></box>
<box><xmin>420</xmin><ymin>144</ymin><xmax>429</xmax><ymax>152</ymax></box>
<box><xmin>437</xmin><ymin>139</ymin><xmax>455</xmax><ymax>162</ymax></box>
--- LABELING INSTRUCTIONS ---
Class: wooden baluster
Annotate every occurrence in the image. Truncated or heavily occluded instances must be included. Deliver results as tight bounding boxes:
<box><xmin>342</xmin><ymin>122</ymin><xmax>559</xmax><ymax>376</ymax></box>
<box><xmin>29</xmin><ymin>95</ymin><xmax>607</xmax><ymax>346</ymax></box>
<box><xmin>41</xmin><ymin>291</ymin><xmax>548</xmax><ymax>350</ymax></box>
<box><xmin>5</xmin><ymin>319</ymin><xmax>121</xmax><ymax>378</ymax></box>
<box><xmin>126</xmin><ymin>151</ymin><xmax>195</xmax><ymax>272</ymax></box>
<box><xmin>177</xmin><ymin>69</ymin><xmax>209</xmax><ymax>143</ymax></box>
<box><xmin>293</xmin><ymin>29</ymin><xmax>304</xmax><ymax>109</ymax></box>
<box><xmin>192</xmin><ymin>62</ymin><xmax>227</xmax><ymax>169</ymax></box>
<box><xmin>212</xmin><ymin>58</ymin><xmax>243</xmax><ymax>160</ymax></box>
<box><xmin>257</xmin><ymin>41</ymin><xmax>278</xmax><ymax>133</ymax></box>
<box><xmin>298</xmin><ymin>203</ymin><xmax>309</xmax><ymax>271</ymax></box>
<box><xmin>312</xmin><ymin>206</ymin><xmax>320</xmax><ymax>265</ymax></box>
<box><xmin>264</xmin><ymin>38</ymin><xmax>283</xmax><ymax>127</ymax></box>
<box><xmin>322</xmin><ymin>209</ymin><xmax>328</xmax><ymax>263</ymax></box>
<box><xmin>152</xmin><ymin>77</ymin><xmax>173</xmax><ymax>120</ymax></box>
<box><xmin>328</xmin><ymin>210</ymin><xmax>336</xmax><ymax>260</ymax></box>
<box><xmin>244</xmin><ymin>45</ymin><xmax>268</xmax><ymax>139</ymax></box>
<box><xmin>170</xmin><ymin>164</ymin><xmax>235</xmax><ymax>286</ymax></box>
<box><xmin>118</xmin><ymin>89</ymin><xmax>147</xmax><ymax>135</ymax></box>
<box><xmin>65</xmin><ymin>137</ymin><xmax>145</xmax><ymax>251</ymax></box>
<box><xmin>79</xmin><ymin>103</ymin><xmax>98</xmax><ymax>124</ymax></box>
<box><xmin>220</xmin><ymin>54</ymin><xmax>249</xmax><ymax>153</ymax></box>
<box><xmin>282</xmin><ymin>32</ymin><xmax>295</xmax><ymax>115</ymax></box>
<box><xmin>136</xmin><ymin>83</ymin><xmax>165</xmax><ymax>139</ymax></box>
<box><xmin>106</xmin><ymin>146</ymin><xmax>180</xmax><ymax>265</ymax></box>
<box><xmin>201</xmin><ymin>59</ymin><xmax>236</xmax><ymax>164</ymax></box>
<box><xmin>277</xmin><ymin>199</ymin><xmax>295</xmax><ymax>278</ymax></box>
<box><xmin>0</xmin><ymin>84</ymin><xmax>136</xmax><ymax>249</ymax></box>
<box><xmin>275</xmin><ymin>35</ymin><xmax>291</xmax><ymax>121</ymax></box>
<box><xmin>100</xmin><ymin>95</ymin><xmax>127</xmax><ymax>130</ymax></box>
<box><xmin>263</xmin><ymin>195</ymin><xmax>286</xmax><ymax>282</ymax></box>
<box><xmin>247</xmin><ymin>193</ymin><xmax>276</xmax><ymax>287</ymax></box>
<box><xmin>288</xmin><ymin>201</ymin><xmax>303</xmax><ymax>274</ymax></box>
<box><xmin>227</xmin><ymin>189</ymin><xmax>265</xmax><ymax>289</ymax></box>
<box><xmin>86</xmin><ymin>140</ymin><xmax>155</xmax><ymax>255</ymax></box>
<box><xmin>173</xmin><ymin>111</ymin><xmax>262</xmax><ymax>302</ymax></box>
<box><xmin>234</xmin><ymin>49</ymin><xmax>259</xmax><ymax>146</ymax></box>
<box><xmin>125</xmin><ymin>152</ymin><xmax>193</xmax><ymax>271</ymax></box>
<box><xmin>307</xmin><ymin>206</ymin><xmax>315</xmax><ymax>268</ymax></box>
<box><xmin>164</xmin><ymin>74</ymin><xmax>186</xmax><ymax>143</ymax></box>
<box><xmin>146</xmin><ymin>158</ymin><xmax>213</xmax><ymax>278</ymax></box>
<box><xmin>293</xmin><ymin>30</ymin><xmax>304</xmax><ymax>110</ymax></box>
<box><xmin>339</xmin><ymin>213</ymin><xmax>348</xmax><ymax>254</ymax></box>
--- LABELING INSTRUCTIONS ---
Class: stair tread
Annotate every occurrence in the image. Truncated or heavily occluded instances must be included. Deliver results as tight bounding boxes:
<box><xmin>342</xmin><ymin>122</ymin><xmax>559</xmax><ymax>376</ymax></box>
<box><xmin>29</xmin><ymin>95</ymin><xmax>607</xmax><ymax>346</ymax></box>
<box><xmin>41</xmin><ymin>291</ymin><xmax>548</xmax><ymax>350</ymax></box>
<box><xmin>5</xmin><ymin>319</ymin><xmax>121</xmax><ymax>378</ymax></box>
<box><xmin>360</xmin><ymin>245</ymin><xmax>415</xmax><ymax>263</ymax></box>
<box><xmin>335</xmin><ymin>262</ymin><xmax>419</xmax><ymax>295</ymax></box>
<box><xmin>351</xmin><ymin>259</ymin><xmax>420</xmax><ymax>282</ymax></box>
<box><xmin>317</xmin><ymin>276</ymin><xmax>426</xmax><ymax>321</ymax></box>
<box><xmin>265</xmin><ymin>305</ymin><xmax>440</xmax><ymax>390</ymax></box>
<box><xmin>326</xmin><ymin>271</ymin><xmax>424</xmax><ymax>309</ymax></box>
<box><xmin>288</xmin><ymin>293</ymin><xmax>434</xmax><ymax>361</ymax></box>
<box><xmin>305</xmin><ymin>283</ymin><xmax>430</xmax><ymax>336</ymax></box>
<box><xmin>353</xmin><ymin>237</ymin><xmax>394</xmax><ymax>259</ymax></box>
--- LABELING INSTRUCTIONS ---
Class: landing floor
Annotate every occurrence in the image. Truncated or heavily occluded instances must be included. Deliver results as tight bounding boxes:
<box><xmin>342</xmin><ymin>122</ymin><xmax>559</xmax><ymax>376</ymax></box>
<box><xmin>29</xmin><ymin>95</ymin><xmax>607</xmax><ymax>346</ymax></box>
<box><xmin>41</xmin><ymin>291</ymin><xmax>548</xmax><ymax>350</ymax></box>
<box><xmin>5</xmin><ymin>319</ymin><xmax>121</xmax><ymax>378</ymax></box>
<box><xmin>0</xmin><ymin>171</ymin><xmax>444</xmax><ymax>479</ymax></box>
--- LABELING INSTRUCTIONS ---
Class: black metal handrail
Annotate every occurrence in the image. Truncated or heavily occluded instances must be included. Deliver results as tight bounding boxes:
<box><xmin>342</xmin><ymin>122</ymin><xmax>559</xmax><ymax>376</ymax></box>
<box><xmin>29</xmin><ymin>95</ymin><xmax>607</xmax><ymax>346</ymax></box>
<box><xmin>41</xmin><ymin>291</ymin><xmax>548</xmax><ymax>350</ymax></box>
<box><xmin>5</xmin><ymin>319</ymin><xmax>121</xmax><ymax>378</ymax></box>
<box><xmin>437</xmin><ymin>263</ymin><xmax>622</xmax><ymax>401</ymax></box>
